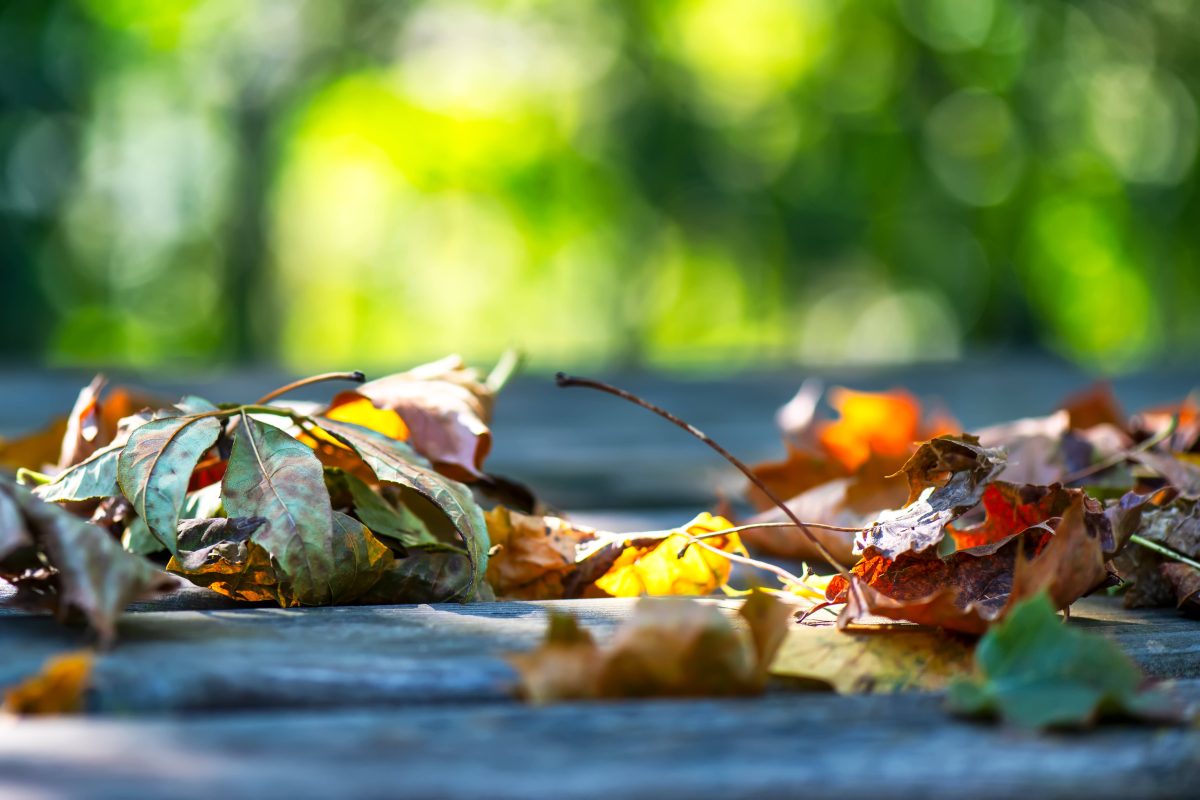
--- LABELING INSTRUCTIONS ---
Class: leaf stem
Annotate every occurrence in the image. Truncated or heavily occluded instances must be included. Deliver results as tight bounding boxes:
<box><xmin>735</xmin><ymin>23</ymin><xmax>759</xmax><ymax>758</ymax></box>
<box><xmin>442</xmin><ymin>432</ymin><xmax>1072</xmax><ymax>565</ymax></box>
<box><xmin>555</xmin><ymin>372</ymin><xmax>853</xmax><ymax>576</ymax></box>
<box><xmin>677</xmin><ymin>533</ymin><xmax>821</xmax><ymax>604</ymax></box>
<box><xmin>255</xmin><ymin>371</ymin><xmax>366</xmax><ymax>405</ymax></box>
<box><xmin>1129</xmin><ymin>533</ymin><xmax>1200</xmax><ymax>571</ymax></box>
<box><xmin>486</xmin><ymin>349</ymin><xmax>523</xmax><ymax>394</ymax></box>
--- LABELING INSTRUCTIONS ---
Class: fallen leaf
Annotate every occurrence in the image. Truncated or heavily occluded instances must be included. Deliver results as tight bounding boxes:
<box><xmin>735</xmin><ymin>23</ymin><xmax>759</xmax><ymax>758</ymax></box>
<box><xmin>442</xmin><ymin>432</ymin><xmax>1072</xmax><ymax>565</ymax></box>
<box><xmin>1</xmin><ymin>479</ymin><xmax>174</xmax><ymax>645</ymax></box>
<box><xmin>1159</xmin><ymin>563</ymin><xmax>1200</xmax><ymax>616</ymax></box>
<box><xmin>589</xmin><ymin>512</ymin><xmax>745</xmax><ymax>597</ymax></box>
<box><xmin>828</xmin><ymin>490</ymin><xmax>1111</xmax><ymax>634</ymax></box>
<box><xmin>314</xmin><ymin>417</ymin><xmax>489</xmax><ymax>596</ymax></box>
<box><xmin>166</xmin><ymin>517</ymin><xmax>279</xmax><ymax>604</ymax></box>
<box><xmin>222</xmin><ymin>413</ymin><xmax>338</xmax><ymax>605</ymax></box>
<box><xmin>3</xmin><ymin>651</ymin><xmax>94</xmax><ymax>716</ymax></box>
<box><xmin>1131</xmin><ymin>452</ymin><xmax>1200</xmax><ymax>500</ymax></box>
<box><xmin>355</xmin><ymin>548</ymin><xmax>477</xmax><ymax>603</ymax></box>
<box><xmin>853</xmin><ymin>435</ymin><xmax>1006</xmax><ymax>559</ymax></box>
<box><xmin>117</xmin><ymin>415</ymin><xmax>222</xmax><ymax>553</ymax></box>
<box><xmin>484</xmin><ymin>506</ymin><xmax>597</xmax><ymax>600</ymax></box>
<box><xmin>770</xmin><ymin>625</ymin><xmax>974</xmax><ymax>693</ymax></box>
<box><xmin>509</xmin><ymin>592</ymin><xmax>789</xmax><ymax>703</ymax></box>
<box><xmin>947</xmin><ymin>592</ymin><xmax>1176</xmax><ymax>728</ymax></box>
<box><xmin>328</xmin><ymin>355</ymin><xmax>493</xmax><ymax>482</ymax></box>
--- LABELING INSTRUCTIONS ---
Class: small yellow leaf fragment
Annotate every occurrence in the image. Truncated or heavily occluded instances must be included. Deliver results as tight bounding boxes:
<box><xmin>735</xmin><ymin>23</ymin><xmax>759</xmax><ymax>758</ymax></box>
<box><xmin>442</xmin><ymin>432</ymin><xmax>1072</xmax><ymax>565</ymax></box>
<box><xmin>4</xmin><ymin>651</ymin><xmax>94</xmax><ymax>716</ymax></box>
<box><xmin>324</xmin><ymin>396</ymin><xmax>410</xmax><ymax>441</ymax></box>
<box><xmin>595</xmin><ymin>512</ymin><xmax>745</xmax><ymax>597</ymax></box>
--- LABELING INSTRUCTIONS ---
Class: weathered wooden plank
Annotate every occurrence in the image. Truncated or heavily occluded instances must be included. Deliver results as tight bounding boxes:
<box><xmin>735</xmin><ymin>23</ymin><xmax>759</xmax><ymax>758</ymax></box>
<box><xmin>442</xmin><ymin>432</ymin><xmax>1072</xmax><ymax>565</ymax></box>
<box><xmin>2</xmin><ymin>587</ymin><xmax>1196</xmax><ymax>714</ymax></box>
<box><xmin>1</xmin><ymin>689</ymin><xmax>1198</xmax><ymax>800</ymax></box>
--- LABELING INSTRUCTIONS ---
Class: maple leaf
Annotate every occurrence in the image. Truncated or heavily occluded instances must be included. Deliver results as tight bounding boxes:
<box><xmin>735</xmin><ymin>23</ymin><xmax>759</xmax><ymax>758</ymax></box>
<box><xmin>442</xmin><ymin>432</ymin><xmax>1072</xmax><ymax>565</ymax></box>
<box><xmin>509</xmin><ymin>592</ymin><xmax>790</xmax><ymax>703</ymax></box>
<box><xmin>3</xmin><ymin>651</ymin><xmax>94</xmax><ymax>716</ymax></box>
<box><xmin>749</xmin><ymin>387</ymin><xmax>956</xmax><ymax>509</ymax></box>
<box><xmin>744</xmin><ymin>388</ymin><xmax>957</xmax><ymax>562</ymax></box>
<box><xmin>828</xmin><ymin>487</ymin><xmax>1112</xmax><ymax>634</ymax></box>
<box><xmin>947</xmin><ymin>593</ymin><xmax>1178</xmax><ymax>728</ymax></box>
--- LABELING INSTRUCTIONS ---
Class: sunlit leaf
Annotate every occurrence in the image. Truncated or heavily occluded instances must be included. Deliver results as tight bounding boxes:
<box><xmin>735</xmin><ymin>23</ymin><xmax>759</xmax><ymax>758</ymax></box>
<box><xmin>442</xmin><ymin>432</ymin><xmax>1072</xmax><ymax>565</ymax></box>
<box><xmin>592</xmin><ymin>512</ymin><xmax>744</xmax><ymax>597</ymax></box>
<box><xmin>222</xmin><ymin>414</ymin><xmax>337</xmax><ymax>605</ymax></box>
<box><xmin>314</xmin><ymin>417</ymin><xmax>488</xmax><ymax>596</ymax></box>
<box><xmin>117</xmin><ymin>415</ymin><xmax>222</xmax><ymax>554</ymax></box>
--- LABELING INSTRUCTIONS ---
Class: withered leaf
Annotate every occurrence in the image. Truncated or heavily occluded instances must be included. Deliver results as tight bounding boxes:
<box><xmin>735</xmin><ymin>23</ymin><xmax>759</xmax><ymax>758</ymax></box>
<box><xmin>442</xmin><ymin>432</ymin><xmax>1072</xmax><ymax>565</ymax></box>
<box><xmin>223</xmin><ymin>414</ymin><xmax>337</xmax><ymax>605</ymax></box>
<box><xmin>333</xmin><ymin>469</ymin><xmax>437</xmax><ymax>549</ymax></box>
<box><xmin>484</xmin><ymin>506</ymin><xmax>596</xmax><ymax>600</ymax></box>
<box><xmin>355</xmin><ymin>548</ymin><xmax>475</xmax><ymax>604</ymax></box>
<box><xmin>1159</xmin><ymin>563</ymin><xmax>1200</xmax><ymax>615</ymax></box>
<box><xmin>167</xmin><ymin>517</ymin><xmax>279</xmax><ymax>604</ymax></box>
<box><xmin>1</xmin><ymin>480</ymin><xmax>174</xmax><ymax>645</ymax></box>
<box><xmin>314</xmin><ymin>418</ymin><xmax>489</xmax><ymax>596</ymax></box>
<box><xmin>829</xmin><ymin>491</ymin><xmax>1111</xmax><ymax>634</ymax></box>
<box><xmin>3</xmin><ymin>651</ymin><xmax>94</xmax><ymax>716</ymax></box>
<box><xmin>509</xmin><ymin>593</ymin><xmax>789</xmax><ymax>703</ymax></box>
<box><xmin>855</xmin><ymin>435</ymin><xmax>1006</xmax><ymax>560</ymax></box>
<box><xmin>1131</xmin><ymin>452</ymin><xmax>1200</xmax><ymax>500</ymax></box>
<box><xmin>770</xmin><ymin>625</ymin><xmax>974</xmax><ymax>693</ymax></box>
<box><xmin>118</xmin><ymin>415</ymin><xmax>222</xmax><ymax>554</ymax></box>
<box><xmin>329</xmin><ymin>354</ymin><xmax>494</xmax><ymax>482</ymax></box>
<box><xmin>586</xmin><ymin>513</ymin><xmax>744</xmax><ymax>598</ymax></box>
<box><xmin>327</xmin><ymin>511</ymin><xmax>395</xmax><ymax>602</ymax></box>
<box><xmin>35</xmin><ymin>442</ymin><xmax>123</xmax><ymax>504</ymax></box>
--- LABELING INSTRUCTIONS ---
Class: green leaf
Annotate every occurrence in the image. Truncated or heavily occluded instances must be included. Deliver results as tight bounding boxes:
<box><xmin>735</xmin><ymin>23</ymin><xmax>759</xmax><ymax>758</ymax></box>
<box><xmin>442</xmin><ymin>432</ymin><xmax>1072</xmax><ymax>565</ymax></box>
<box><xmin>118</xmin><ymin>415</ymin><xmax>222</xmax><ymax>554</ymax></box>
<box><xmin>34</xmin><ymin>443</ymin><xmax>122</xmax><ymax>503</ymax></box>
<box><xmin>222</xmin><ymin>413</ymin><xmax>336</xmax><ymax>605</ymax></box>
<box><xmin>331</xmin><ymin>468</ymin><xmax>438</xmax><ymax>548</ymax></box>
<box><xmin>314</xmin><ymin>418</ymin><xmax>488</xmax><ymax>597</ymax></box>
<box><xmin>946</xmin><ymin>592</ymin><xmax>1174</xmax><ymax>728</ymax></box>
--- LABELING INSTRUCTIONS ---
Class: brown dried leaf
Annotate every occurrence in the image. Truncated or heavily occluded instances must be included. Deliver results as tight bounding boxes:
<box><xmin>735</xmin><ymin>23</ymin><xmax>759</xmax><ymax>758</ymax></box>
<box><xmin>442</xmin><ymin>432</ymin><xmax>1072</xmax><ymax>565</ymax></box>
<box><xmin>1159</xmin><ymin>563</ymin><xmax>1200</xmax><ymax>615</ymax></box>
<box><xmin>328</xmin><ymin>355</ymin><xmax>494</xmax><ymax>482</ymax></box>
<box><xmin>510</xmin><ymin>593</ymin><xmax>789</xmax><ymax>703</ymax></box>
<box><xmin>484</xmin><ymin>507</ymin><xmax>596</xmax><ymax>600</ymax></box>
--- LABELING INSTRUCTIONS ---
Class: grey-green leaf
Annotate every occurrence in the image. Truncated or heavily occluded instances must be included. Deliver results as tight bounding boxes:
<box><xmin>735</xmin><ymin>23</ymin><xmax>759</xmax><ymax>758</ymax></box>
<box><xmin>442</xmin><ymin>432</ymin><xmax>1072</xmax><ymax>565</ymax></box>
<box><xmin>315</xmin><ymin>417</ymin><xmax>488</xmax><ymax>596</ymax></box>
<box><xmin>34</xmin><ymin>443</ymin><xmax>123</xmax><ymax>503</ymax></box>
<box><xmin>336</xmin><ymin>469</ymin><xmax>438</xmax><ymax>548</ymax></box>
<box><xmin>223</xmin><ymin>414</ymin><xmax>335</xmax><ymax>605</ymax></box>
<box><xmin>118</xmin><ymin>415</ymin><xmax>222</xmax><ymax>555</ymax></box>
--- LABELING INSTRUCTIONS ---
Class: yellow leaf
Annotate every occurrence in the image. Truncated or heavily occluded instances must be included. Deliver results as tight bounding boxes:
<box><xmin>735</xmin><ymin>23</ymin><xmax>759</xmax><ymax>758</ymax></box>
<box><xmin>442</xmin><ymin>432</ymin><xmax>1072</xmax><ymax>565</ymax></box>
<box><xmin>4</xmin><ymin>651</ymin><xmax>94</xmax><ymax>716</ymax></box>
<box><xmin>594</xmin><ymin>512</ymin><xmax>745</xmax><ymax>597</ymax></box>
<box><xmin>324</xmin><ymin>395</ymin><xmax>410</xmax><ymax>440</ymax></box>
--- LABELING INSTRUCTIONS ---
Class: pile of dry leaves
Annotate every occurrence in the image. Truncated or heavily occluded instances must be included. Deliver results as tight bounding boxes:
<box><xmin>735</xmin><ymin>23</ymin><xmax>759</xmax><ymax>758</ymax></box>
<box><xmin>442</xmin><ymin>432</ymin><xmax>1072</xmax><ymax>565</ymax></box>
<box><xmin>1</xmin><ymin>357</ymin><xmax>1197</xmax><ymax>727</ymax></box>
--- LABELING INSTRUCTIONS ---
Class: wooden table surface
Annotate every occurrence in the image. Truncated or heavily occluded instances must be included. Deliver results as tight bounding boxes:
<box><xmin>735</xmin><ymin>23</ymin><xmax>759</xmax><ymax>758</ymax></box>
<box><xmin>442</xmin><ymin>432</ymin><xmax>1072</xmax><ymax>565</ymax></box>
<box><xmin>3</xmin><ymin>361</ymin><xmax>1200</xmax><ymax>798</ymax></box>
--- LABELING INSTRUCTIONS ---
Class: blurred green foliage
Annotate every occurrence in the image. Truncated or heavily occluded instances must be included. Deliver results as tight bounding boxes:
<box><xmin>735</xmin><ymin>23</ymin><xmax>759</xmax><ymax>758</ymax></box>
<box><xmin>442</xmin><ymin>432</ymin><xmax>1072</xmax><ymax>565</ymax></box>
<box><xmin>0</xmin><ymin>0</ymin><xmax>1197</xmax><ymax>372</ymax></box>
